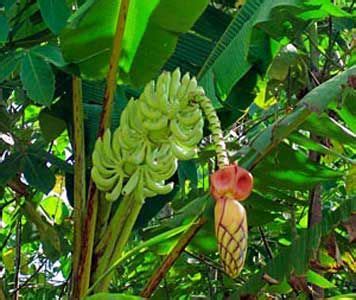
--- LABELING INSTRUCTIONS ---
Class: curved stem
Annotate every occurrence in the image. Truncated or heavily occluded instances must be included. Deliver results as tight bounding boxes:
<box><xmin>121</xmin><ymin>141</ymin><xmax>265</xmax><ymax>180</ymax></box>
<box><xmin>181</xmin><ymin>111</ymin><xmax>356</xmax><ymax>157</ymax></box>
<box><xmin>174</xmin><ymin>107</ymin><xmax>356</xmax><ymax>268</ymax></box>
<box><xmin>196</xmin><ymin>95</ymin><xmax>229</xmax><ymax>169</ymax></box>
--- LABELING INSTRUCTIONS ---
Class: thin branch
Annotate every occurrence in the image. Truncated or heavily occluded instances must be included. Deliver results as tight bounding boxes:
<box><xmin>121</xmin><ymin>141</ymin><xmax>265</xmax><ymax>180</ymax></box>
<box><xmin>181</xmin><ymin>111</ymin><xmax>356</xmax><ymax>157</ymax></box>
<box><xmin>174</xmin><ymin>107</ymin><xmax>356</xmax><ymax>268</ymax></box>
<box><xmin>184</xmin><ymin>249</ymin><xmax>226</xmax><ymax>274</ymax></box>
<box><xmin>0</xmin><ymin>221</ymin><xmax>16</xmax><ymax>252</ymax></box>
<box><xmin>140</xmin><ymin>218</ymin><xmax>205</xmax><ymax>298</ymax></box>
<box><xmin>258</xmin><ymin>226</ymin><xmax>273</xmax><ymax>260</ymax></box>
<box><xmin>11</xmin><ymin>261</ymin><xmax>45</xmax><ymax>295</ymax></box>
<box><xmin>13</xmin><ymin>214</ymin><xmax>22</xmax><ymax>300</ymax></box>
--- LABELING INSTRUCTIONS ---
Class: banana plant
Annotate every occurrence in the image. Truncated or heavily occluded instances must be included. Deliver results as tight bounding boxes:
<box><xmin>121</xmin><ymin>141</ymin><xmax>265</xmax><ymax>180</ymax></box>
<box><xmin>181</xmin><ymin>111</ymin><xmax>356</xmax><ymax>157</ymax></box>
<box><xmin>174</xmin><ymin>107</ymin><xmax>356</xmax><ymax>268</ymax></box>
<box><xmin>90</xmin><ymin>68</ymin><xmax>254</xmax><ymax>290</ymax></box>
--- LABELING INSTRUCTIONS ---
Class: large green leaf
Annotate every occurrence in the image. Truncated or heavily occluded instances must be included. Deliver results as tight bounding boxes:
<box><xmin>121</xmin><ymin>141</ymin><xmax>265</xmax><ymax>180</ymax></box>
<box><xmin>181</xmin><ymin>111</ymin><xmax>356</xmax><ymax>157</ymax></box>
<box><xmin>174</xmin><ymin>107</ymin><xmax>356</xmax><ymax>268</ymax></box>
<box><xmin>0</xmin><ymin>152</ymin><xmax>23</xmax><ymax>186</ymax></box>
<box><xmin>31</xmin><ymin>44</ymin><xmax>67</xmax><ymax>67</ymax></box>
<box><xmin>301</xmin><ymin>113</ymin><xmax>356</xmax><ymax>147</ymax></box>
<box><xmin>306</xmin><ymin>270</ymin><xmax>335</xmax><ymax>289</ymax></box>
<box><xmin>0</xmin><ymin>51</ymin><xmax>22</xmax><ymax>83</ymax></box>
<box><xmin>238</xmin><ymin>67</ymin><xmax>356</xmax><ymax>170</ymax></box>
<box><xmin>0</xmin><ymin>13</ymin><xmax>9</xmax><ymax>42</ymax></box>
<box><xmin>198</xmin><ymin>0</ymin><xmax>307</xmax><ymax>103</ymax></box>
<box><xmin>39</xmin><ymin>111</ymin><xmax>67</xmax><ymax>141</ymax></box>
<box><xmin>60</xmin><ymin>0</ymin><xmax>209</xmax><ymax>85</ymax></box>
<box><xmin>234</xmin><ymin>196</ymin><xmax>355</xmax><ymax>296</ymax></box>
<box><xmin>23</xmin><ymin>155</ymin><xmax>56</xmax><ymax>194</ymax></box>
<box><xmin>20</xmin><ymin>52</ymin><xmax>55</xmax><ymax>106</ymax></box>
<box><xmin>253</xmin><ymin>143</ymin><xmax>342</xmax><ymax>191</ymax></box>
<box><xmin>288</xmin><ymin>132</ymin><xmax>354</xmax><ymax>163</ymax></box>
<box><xmin>37</xmin><ymin>0</ymin><xmax>70</xmax><ymax>34</ymax></box>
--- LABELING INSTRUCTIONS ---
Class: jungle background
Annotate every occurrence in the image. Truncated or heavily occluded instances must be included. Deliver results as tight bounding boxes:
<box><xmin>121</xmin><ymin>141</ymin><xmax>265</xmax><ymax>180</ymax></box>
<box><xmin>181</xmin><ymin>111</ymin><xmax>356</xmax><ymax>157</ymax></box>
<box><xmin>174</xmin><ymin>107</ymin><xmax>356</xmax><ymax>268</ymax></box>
<box><xmin>0</xmin><ymin>0</ymin><xmax>355</xmax><ymax>299</ymax></box>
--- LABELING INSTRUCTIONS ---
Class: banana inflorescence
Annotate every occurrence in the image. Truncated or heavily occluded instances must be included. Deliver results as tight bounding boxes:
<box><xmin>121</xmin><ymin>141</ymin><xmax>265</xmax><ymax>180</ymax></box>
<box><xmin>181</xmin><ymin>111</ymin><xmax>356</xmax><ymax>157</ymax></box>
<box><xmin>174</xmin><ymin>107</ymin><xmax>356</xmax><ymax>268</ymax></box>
<box><xmin>91</xmin><ymin>68</ymin><xmax>254</xmax><ymax>279</ymax></box>
<box><xmin>91</xmin><ymin>68</ymin><xmax>206</xmax><ymax>202</ymax></box>
<box><xmin>210</xmin><ymin>164</ymin><xmax>253</xmax><ymax>278</ymax></box>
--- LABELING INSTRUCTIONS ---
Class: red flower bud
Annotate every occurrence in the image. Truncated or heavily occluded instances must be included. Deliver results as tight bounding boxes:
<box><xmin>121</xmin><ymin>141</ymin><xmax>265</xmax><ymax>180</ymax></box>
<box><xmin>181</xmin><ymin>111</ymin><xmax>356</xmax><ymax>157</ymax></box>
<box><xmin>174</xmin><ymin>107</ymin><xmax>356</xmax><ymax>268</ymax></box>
<box><xmin>210</xmin><ymin>164</ymin><xmax>253</xmax><ymax>201</ymax></box>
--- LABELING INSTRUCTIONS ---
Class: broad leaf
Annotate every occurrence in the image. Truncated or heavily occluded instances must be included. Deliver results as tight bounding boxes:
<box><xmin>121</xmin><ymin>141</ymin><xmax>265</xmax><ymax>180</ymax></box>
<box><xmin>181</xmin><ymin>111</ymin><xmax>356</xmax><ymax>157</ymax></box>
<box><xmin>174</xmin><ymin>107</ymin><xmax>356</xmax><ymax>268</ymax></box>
<box><xmin>0</xmin><ymin>152</ymin><xmax>23</xmax><ymax>186</ymax></box>
<box><xmin>234</xmin><ymin>196</ymin><xmax>354</xmax><ymax>295</ymax></box>
<box><xmin>198</xmin><ymin>0</ymin><xmax>307</xmax><ymax>103</ymax></box>
<box><xmin>20</xmin><ymin>52</ymin><xmax>55</xmax><ymax>105</ymax></box>
<box><xmin>0</xmin><ymin>13</ymin><xmax>9</xmax><ymax>42</ymax></box>
<box><xmin>31</xmin><ymin>44</ymin><xmax>67</xmax><ymax>67</ymax></box>
<box><xmin>60</xmin><ymin>0</ymin><xmax>209</xmax><ymax>85</ymax></box>
<box><xmin>238</xmin><ymin>67</ymin><xmax>356</xmax><ymax>170</ymax></box>
<box><xmin>0</xmin><ymin>51</ymin><xmax>22</xmax><ymax>83</ymax></box>
<box><xmin>306</xmin><ymin>270</ymin><xmax>335</xmax><ymax>288</ymax></box>
<box><xmin>39</xmin><ymin>110</ymin><xmax>67</xmax><ymax>141</ymax></box>
<box><xmin>40</xmin><ymin>196</ymin><xmax>65</xmax><ymax>225</ymax></box>
<box><xmin>23</xmin><ymin>155</ymin><xmax>56</xmax><ymax>194</ymax></box>
<box><xmin>253</xmin><ymin>143</ymin><xmax>342</xmax><ymax>191</ymax></box>
<box><xmin>37</xmin><ymin>0</ymin><xmax>70</xmax><ymax>34</ymax></box>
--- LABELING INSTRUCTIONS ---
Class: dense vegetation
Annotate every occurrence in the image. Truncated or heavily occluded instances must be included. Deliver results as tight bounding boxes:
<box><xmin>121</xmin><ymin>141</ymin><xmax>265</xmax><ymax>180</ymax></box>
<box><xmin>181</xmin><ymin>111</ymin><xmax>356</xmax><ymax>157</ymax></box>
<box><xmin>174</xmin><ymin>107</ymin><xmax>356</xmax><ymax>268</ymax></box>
<box><xmin>0</xmin><ymin>0</ymin><xmax>355</xmax><ymax>299</ymax></box>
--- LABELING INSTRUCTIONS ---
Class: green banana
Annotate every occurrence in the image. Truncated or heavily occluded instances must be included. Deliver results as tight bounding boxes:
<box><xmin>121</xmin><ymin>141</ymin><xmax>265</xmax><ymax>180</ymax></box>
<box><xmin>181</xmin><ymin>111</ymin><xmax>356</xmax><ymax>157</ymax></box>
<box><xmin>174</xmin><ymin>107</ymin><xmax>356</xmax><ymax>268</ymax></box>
<box><xmin>139</xmin><ymin>100</ymin><xmax>162</xmax><ymax>120</ymax></box>
<box><xmin>143</xmin><ymin>116</ymin><xmax>168</xmax><ymax>131</ymax></box>
<box><xmin>144</xmin><ymin>169</ymin><xmax>174</xmax><ymax>195</ymax></box>
<box><xmin>122</xmin><ymin>168</ymin><xmax>141</xmax><ymax>196</ymax></box>
<box><xmin>169</xmin><ymin>68</ymin><xmax>181</xmax><ymax>102</ymax></box>
<box><xmin>105</xmin><ymin>176</ymin><xmax>124</xmax><ymax>202</ymax></box>
<box><xmin>170</xmin><ymin>139</ymin><xmax>197</xmax><ymax>160</ymax></box>
<box><xmin>91</xmin><ymin>68</ymin><xmax>210</xmax><ymax>203</ymax></box>
<box><xmin>91</xmin><ymin>167</ymin><xmax>119</xmax><ymax>191</ymax></box>
<box><xmin>177</xmin><ymin>108</ymin><xmax>202</xmax><ymax>127</ymax></box>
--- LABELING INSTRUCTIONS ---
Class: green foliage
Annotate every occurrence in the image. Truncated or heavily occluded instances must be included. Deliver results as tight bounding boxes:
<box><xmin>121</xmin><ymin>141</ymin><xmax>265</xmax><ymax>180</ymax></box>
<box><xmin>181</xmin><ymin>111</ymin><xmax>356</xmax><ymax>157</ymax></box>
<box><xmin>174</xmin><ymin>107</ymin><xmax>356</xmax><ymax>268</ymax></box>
<box><xmin>60</xmin><ymin>0</ymin><xmax>209</xmax><ymax>85</ymax></box>
<box><xmin>20</xmin><ymin>51</ymin><xmax>55</xmax><ymax>105</ymax></box>
<box><xmin>37</xmin><ymin>0</ymin><xmax>70</xmax><ymax>34</ymax></box>
<box><xmin>0</xmin><ymin>0</ymin><xmax>355</xmax><ymax>298</ymax></box>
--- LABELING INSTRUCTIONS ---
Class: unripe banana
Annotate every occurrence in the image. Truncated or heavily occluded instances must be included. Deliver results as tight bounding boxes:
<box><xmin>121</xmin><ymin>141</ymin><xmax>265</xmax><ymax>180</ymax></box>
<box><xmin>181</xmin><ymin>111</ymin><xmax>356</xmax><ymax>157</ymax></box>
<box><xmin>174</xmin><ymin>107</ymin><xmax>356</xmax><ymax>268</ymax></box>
<box><xmin>156</xmin><ymin>72</ymin><xmax>170</xmax><ymax>113</ymax></box>
<box><xmin>139</xmin><ymin>100</ymin><xmax>162</xmax><ymax>120</ymax></box>
<box><xmin>122</xmin><ymin>168</ymin><xmax>141</xmax><ymax>196</ymax></box>
<box><xmin>126</xmin><ymin>143</ymin><xmax>146</xmax><ymax>165</ymax></box>
<box><xmin>147</xmin><ymin>127</ymin><xmax>170</xmax><ymax>144</ymax></box>
<box><xmin>143</xmin><ymin>187</ymin><xmax>157</xmax><ymax>198</ymax></box>
<box><xmin>147</xmin><ymin>159</ymin><xmax>177</xmax><ymax>181</ymax></box>
<box><xmin>105</xmin><ymin>176</ymin><xmax>124</xmax><ymax>202</ymax></box>
<box><xmin>169</xmin><ymin>68</ymin><xmax>181</xmax><ymax>102</ymax></box>
<box><xmin>143</xmin><ymin>80</ymin><xmax>161</xmax><ymax>110</ymax></box>
<box><xmin>170</xmin><ymin>119</ymin><xmax>191</xmax><ymax>141</ymax></box>
<box><xmin>176</xmin><ymin>73</ymin><xmax>191</xmax><ymax>101</ymax></box>
<box><xmin>143</xmin><ymin>116</ymin><xmax>168</xmax><ymax>131</ymax></box>
<box><xmin>91</xmin><ymin>167</ymin><xmax>119</xmax><ymax>191</ymax></box>
<box><xmin>92</xmin><ymin>150</ymin><xmax>116</xmax><ymax>177</ymax></box>
<box><xmin>177</xmin><ymin>108</ymin><xmax>202</xmax><ymax>127</ymax></box>
<box><xmin>102</xmin><ymin>130</ymin><xmax>115</xmax><ymax>161</ymax></box>
<box><xmin>170</xmin><ymin>140</ymin><xmax>197</xmax><ymax>160</ymax></box>
<box><xmin>144</xmin><ymin>169</ymin><xmax>174</xmax><ymax>195</ymax></box>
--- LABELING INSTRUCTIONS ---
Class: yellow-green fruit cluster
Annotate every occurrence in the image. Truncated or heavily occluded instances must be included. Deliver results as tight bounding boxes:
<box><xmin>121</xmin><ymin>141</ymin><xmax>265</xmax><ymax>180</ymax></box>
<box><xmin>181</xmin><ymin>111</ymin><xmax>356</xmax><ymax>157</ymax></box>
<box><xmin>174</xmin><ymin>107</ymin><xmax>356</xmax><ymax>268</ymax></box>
<box><xmin>91</xmin><ymin>69</ymin><xmax>205</xmax><ymax>202</ymax></box>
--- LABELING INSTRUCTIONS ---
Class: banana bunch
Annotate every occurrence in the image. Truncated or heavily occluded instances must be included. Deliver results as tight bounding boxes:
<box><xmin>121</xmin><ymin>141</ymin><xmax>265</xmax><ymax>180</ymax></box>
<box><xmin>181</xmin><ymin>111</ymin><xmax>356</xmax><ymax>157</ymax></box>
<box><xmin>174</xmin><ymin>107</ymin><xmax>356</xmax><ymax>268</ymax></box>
<box><xmin>91</xmin><ymin>130</ymin><xmax>126</xmax><ymax>202</ymax></box>
<box><xmin>138</xmin><ymin>69</ymin><xmax>205</xmax><ymax>160</ymax></box>
<box><xmin>91</xmin><ymin>68</ymin><xmax>206</xmax><ymax>202</ymax></box>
